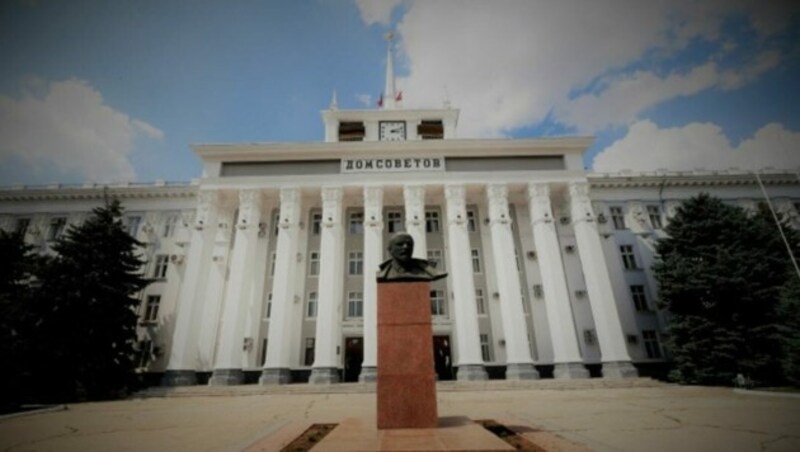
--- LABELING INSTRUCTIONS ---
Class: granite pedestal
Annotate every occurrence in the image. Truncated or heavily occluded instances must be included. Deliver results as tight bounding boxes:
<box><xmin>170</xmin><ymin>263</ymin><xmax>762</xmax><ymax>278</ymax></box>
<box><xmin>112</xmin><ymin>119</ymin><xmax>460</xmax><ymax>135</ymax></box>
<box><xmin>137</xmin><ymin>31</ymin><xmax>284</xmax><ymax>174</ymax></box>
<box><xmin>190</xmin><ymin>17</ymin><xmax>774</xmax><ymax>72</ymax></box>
<box><xmin>377</xmin><ymin>281</ymin><xmax>438</xmax><ymax>429</ymax></box>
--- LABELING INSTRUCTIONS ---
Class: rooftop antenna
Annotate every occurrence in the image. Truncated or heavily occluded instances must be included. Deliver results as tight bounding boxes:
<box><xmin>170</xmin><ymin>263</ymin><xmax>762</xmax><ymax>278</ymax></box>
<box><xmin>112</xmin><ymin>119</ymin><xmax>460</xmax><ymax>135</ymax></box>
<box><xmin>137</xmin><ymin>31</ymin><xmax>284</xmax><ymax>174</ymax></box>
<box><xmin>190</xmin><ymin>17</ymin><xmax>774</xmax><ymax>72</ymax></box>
<box><xmin>329</xmin><ymin>90</ymin><xmax>338</xmax><ymax>110</ymax></box>
<box><xmin>383</xmin><ymin>31</ymin><xmax>397</xmax><ymax>110</ymax></box>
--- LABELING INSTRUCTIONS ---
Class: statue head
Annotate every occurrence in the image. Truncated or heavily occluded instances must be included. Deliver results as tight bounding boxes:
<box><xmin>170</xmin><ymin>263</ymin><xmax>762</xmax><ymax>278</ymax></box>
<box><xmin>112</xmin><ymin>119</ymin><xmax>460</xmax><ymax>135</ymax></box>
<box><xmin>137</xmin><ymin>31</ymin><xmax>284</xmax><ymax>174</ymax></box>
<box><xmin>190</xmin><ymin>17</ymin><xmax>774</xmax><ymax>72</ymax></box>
<box><xmin>387</xmin><ymin>232</ymin><xmax>414</xmax><ymax>265</ymax></box>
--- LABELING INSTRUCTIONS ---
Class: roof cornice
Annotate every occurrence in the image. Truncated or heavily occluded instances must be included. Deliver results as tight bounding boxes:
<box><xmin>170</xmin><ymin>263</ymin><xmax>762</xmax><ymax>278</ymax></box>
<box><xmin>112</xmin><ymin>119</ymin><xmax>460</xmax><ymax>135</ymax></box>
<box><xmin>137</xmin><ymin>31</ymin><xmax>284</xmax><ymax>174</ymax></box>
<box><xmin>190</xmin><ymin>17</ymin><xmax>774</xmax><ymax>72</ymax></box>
<box><xmin>193</xmin><ymin>137</ymin><xmax>594</xmax><ymax>161</ymax></box>
<box><xmin>588</xmin><ymin>171</ymin><xmax>800</xmax><ymax>189</ymax></box>
<box><xmin>0</xmin><ymin>182</ymin><xmax>198</xmax><ymax>202</ymax></box>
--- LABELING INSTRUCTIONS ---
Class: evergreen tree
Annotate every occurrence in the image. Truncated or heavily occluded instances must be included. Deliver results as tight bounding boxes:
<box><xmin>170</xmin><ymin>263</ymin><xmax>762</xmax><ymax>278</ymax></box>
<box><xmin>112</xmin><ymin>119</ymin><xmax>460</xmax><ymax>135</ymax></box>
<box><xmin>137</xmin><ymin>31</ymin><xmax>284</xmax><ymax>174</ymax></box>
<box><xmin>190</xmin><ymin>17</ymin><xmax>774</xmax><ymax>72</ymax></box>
<box><xmin>0</xmin><ymin>230</ymin><xmax>46</xmax><ymax>411</ymax></box>
<box><xmin>36</xmin><ymin>198</ymin><xmax>149</xmax><ymax>401</ymax></box>
<box><xmin>778</xmin><ymin>274</ymin><xmax>800</xmax><ymax>386</ymax></box>
<box><xmin>654</xmin><ymin>194</ymin><xmax>799</xmax><ymax>386</ymax></box>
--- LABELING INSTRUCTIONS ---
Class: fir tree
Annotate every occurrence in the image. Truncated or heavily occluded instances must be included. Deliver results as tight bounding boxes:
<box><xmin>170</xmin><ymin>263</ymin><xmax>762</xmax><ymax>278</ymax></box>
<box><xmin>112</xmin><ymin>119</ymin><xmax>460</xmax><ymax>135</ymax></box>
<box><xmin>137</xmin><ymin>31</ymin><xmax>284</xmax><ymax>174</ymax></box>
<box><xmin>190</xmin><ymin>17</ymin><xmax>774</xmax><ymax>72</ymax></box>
<box><xmin>36</xmin><ymin>198</ymin><xmax>149</xmax><ymax>401</ymax></box>
<box><xmin>0</xmin><ymin>230</ymin><xmax>46</xmax><ymax>411</ymax></box>
<box><xmin>654</xmin><ymin>194</ymin><xmax>798</xmax><ymax>386</ymax></box>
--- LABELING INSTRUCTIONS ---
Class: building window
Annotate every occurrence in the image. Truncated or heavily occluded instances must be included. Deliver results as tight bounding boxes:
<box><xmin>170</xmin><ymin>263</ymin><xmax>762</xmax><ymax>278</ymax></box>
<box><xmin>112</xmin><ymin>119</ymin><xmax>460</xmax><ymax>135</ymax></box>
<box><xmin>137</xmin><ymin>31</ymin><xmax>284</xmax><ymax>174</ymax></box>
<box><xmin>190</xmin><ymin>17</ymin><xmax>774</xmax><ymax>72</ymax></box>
<box><xmin>647</xmin><ymin>205</ymin><xmax>663</xmax><ymax>229</ymax></box>
<box><xmin>47</xmin><ymin>217</ymin><xmax>66</xmax><ymax>241</ymax></box>
<box><xmin>471</xmin><ymin>249</ymin><xmax>481</xmax><ymax>273</ymax></box>
<box><xmin>307</xmin><ymin>292</ymin><xmax>318</xmax><ymax>318</ymax></box>
<box><xmin>532</xmin><ymin>284</ymin><xmax>544</xmax><ymax>299</ymax></box>
<box><xmin>387</xmin><ymin>211</ymin><xmax>404</xmax><ymax>233</ymax></box>
<box><xmin>126</xmin><ymin>216</ymin><xmax>141</xmax><ymax>237</ymax></box>
<box><xmin>583</xmin><ymin>329</ymin><xmax>597</xmax><ymax>345</ymax></box>
<box><xmin>348</xmin><ymin>251</ymin><xmax>364</xmax><ymax>275</ymax></box>
<box><xmin>620</xmin><ymin>245</ymin><xmax>638</xmax><ymax>270</ymax></box>
<box><xmin>480</xmin><ymin>334</ymin><xmax>491</xmax><ymax>362</ymax></box>
<box><xmin>153</xmin><ymin>254</ymin><xmax>169</xmax><ymax>279</ymax></box>
<box><xmin>304</xmin><ymin>338</ymin><xmax>315</xmax><ymax>366</ymax></box>
<box><xmin>609</xmin><ymin>206</ymin><xmax>625</xmax><ymax>230</ymax></box>
<box><xmin>467</xmin><ymin>210</ymin><xmax>478</xmax><ymax>232</ymax></box>
<box><xmin>427</xmin><ymin>249</ymin><xmax>444</xmax><ymax>270</ymax></box>
<box><xmin>630</xmin><ymin>285</ymin><xmax>649</xmax><ymax>311</ymax></box>
<box><xmin>430</xmin><ymin>290</ymin><xmax>446</xmax><ymax>317</ymax></box>
<box><xmin>163</xmin><ymin>214</ymin><xmax>179</xmax><ymax>238</ymax></box>
<box><xmin>15</xmin><ymin>218</ymin><xmax>30</xmax><ymax>236</ymax></box>
<box><xmin>263</xmin><ymin>293</ymin><xmax>272</xmax><ymax>320</ymax></box>
<box><xmin>476</xmin><ymin>289</ymin><xmax>486</xmax><ymax>316</ymax></box>
<box><xmin>349</xmin><ymin>212</ymin><xmax>364</xmax><ymax>234</ymax></box>
<box><xmin>311</xmin><ymin>213</ymin><xmax>322</xmax><ymax>235</ymax></box>
<box><xmin>273</xmin><ymin>213</ymin><xmax>280</xmax><ymax>236</ymax></box>
<box><xmin>309</xmin><ymin>251</ymin><xmax>320</xmax><ymax>276</ymax></box>
<box><xmin>137</xmin><ymin>340</ymin><xmax>153</xmax><ymax>368</ymax></box>
<box><xmin>270</xmin><ymin>252</ymin><xmax>277</xmax><ymax>276</ymax></box>
<box><xmin>142</xmin><ymin>295</ymin><xmax>161</xmax><ymax>323</ymax></box>
<box><xmin>642</xmin><ymin>330</ymin><xmax>662</xmax><ymax>358</ymax></box>
<box><xmin>260</xmin><ymin>339</ymin><xmax>268</xmax><ymax>366</ymax></box>
<box><xmin>347</xmin><ymin>292</ymin><xmax>364</xmax><ymax>318</ymax></box>
<box><xmin>425</xmin><ymin>210</ymin><xmax>440</xmax><ymax>233</ymax></box>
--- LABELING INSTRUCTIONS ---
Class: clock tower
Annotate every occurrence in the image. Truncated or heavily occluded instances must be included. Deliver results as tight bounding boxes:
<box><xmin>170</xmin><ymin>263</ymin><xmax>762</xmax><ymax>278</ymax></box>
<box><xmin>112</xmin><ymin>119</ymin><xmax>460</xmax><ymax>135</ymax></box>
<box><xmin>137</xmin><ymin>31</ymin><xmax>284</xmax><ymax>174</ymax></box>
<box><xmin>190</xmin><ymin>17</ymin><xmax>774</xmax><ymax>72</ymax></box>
<box><xmin>321</xmin><ymin>33</ymin><xmax>459</xmax><ymax>143</ymax></box>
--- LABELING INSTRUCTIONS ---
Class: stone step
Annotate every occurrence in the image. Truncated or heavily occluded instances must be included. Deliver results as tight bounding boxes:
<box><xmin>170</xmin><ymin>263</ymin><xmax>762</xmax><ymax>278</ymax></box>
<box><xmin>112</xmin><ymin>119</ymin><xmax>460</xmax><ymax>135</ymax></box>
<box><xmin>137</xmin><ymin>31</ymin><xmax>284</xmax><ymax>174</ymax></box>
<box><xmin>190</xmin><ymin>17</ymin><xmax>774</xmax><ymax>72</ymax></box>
<box><xmin>134</xmin><ymin>377</ymin><xmax>667</xmax><ymax>399</ymax></box>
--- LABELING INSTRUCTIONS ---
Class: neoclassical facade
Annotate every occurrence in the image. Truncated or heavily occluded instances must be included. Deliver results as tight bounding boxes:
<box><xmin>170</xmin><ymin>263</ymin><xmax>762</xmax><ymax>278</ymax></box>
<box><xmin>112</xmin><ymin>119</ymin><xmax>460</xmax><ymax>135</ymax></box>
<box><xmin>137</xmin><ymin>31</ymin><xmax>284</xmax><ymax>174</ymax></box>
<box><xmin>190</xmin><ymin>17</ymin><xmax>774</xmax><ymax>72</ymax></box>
<box><xmin>2</xmin><ymin>49</ymin><xmax>798</xmax><ymax>386</ymax></box>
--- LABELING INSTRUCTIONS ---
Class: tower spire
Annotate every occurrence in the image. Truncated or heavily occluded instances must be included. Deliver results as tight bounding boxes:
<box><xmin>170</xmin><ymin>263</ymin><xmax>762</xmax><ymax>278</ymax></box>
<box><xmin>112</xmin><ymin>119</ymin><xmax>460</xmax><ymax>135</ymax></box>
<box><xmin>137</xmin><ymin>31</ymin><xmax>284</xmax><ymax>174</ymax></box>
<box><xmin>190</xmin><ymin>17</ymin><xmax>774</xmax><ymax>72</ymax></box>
<box><xmin>383</xmin><ymin>32</ymin><xmax>397</xmax><ymax>110</ymax></box>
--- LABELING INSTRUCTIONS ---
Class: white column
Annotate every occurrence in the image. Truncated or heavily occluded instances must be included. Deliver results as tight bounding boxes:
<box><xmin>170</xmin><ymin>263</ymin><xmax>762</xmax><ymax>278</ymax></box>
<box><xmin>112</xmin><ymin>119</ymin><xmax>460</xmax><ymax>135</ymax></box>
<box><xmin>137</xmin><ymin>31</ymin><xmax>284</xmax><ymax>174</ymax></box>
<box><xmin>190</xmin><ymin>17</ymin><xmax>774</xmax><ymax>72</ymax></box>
<box><xmin>210</xmin><ymin>189</ymin><xmax>264</xmax><ymax>385</ymax></box>
<box><xmin>260</xmin><ymin>187</ymin><xmax>302</xmax><ymax>384</ymax></box>
<box><xmin>403</xmin><ymin>185</ymin><xmax>427</xmax><ymax>259</ymax></box>
<box><xmin>569</xmin><ymin>182</ymin><xmax>638</xmax><ymax>378</ymax></box>
<box><xmin>486</xmin><ymin>184</ymin><xmax>538</xmax><ymax>379</ymax></box>
<box><xmin>445</xmin><ymin>185</ymin><xmax>488</xmax><ymax>380</ymax></box>
<box><xmin>195</xmin><ymin>204</ymin><xmax>235</xmax><ymax>371</ymax></box>
<box><xmin>528</xmin><ymin>183</ymin><xmax>588</xmax><ymax>379</ymax></box>
<box><xmin>310</xmin><ymin>187</ymin><xmax>345</xmax><ymax>384</ymax></box>
<box><xmin>359</xmin><ymin>186</ymin><xmax>383</xmax><ymax>382</ymax></box>
<box><xmin>162</xmin><ymin>191</ymin><xmax>219</xmax><ymax>386</ymax></box>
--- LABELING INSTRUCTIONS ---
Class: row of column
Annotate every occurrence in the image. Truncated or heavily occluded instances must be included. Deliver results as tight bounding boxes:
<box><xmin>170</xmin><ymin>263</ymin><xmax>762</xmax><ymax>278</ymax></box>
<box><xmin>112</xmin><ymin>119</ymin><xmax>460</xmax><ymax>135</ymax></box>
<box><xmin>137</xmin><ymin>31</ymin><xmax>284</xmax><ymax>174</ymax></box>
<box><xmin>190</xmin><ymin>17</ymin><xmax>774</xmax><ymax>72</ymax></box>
<box><xmin>162</xmin><ymin>181</ymin><xmax>637</xmax><ymax>386</ymax></box>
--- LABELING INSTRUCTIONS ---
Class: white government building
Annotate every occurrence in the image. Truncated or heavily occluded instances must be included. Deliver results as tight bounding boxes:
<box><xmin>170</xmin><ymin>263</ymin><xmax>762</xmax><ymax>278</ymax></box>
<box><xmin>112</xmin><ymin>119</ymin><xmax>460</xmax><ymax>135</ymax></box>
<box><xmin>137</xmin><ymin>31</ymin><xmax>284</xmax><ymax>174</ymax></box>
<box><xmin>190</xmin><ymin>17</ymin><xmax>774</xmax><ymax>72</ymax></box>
<box><xmin>2</xmin><ymin>43</ymin><xmax>799</xmax><ymax>386</ymax></box>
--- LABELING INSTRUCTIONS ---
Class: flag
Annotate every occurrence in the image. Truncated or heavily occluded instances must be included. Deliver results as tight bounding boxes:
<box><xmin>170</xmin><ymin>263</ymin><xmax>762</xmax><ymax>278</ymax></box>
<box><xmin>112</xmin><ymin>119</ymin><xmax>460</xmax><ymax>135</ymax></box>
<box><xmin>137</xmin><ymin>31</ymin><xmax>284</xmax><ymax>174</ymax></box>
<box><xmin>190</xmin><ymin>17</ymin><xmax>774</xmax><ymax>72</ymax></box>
<box><xmin>377</xmin><ymin>94</ymin><xmax>383</xmax><ymax>107</ymax></box>
<box><xmin>395</xmin><ymin>91</ymin><xmax>402</xmax><ymax>102</ymax></box>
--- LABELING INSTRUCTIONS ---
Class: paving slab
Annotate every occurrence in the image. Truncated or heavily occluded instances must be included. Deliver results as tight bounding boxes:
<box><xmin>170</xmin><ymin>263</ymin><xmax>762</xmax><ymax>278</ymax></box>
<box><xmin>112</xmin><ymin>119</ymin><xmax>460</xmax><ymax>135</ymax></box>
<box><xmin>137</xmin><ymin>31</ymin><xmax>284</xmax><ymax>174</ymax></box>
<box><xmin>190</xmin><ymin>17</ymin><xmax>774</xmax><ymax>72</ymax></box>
<box><xmin>1</xmin><ymin>383</ymin><xmax>799</xmax><ymax>451</ymax></box>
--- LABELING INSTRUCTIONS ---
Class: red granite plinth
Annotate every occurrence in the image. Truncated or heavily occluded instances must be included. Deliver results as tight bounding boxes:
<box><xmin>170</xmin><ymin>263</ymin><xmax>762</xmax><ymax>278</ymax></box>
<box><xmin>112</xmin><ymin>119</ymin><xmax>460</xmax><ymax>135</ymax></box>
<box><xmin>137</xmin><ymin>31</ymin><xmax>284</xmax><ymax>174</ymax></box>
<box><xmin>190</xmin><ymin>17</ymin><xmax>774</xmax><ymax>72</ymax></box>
<box><xmin>377</xmin><ymin>281</ymin><xmax>438</xmax><ymax>429</ymax></box>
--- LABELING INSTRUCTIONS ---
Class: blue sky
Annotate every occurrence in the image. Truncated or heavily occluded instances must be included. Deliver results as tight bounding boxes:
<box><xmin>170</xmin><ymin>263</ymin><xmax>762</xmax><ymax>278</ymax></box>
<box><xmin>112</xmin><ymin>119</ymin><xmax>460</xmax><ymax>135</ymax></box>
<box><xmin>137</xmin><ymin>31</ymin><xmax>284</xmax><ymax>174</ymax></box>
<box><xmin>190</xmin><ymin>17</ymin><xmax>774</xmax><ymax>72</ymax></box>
<box><xmin>1</xmin><ymin>0</ymin><xmax>799</xmax><ymax>186</ymax></box>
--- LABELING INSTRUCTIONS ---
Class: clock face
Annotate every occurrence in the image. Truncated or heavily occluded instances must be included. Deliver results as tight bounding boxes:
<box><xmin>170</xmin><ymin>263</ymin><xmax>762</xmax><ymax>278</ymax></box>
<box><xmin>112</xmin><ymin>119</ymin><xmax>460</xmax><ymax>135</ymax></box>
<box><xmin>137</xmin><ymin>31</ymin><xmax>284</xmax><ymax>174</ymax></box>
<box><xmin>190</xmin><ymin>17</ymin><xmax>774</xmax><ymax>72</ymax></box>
<box><xmin>379</xmin><ymin>121</ymin><xmax>406</xmax><ymax>141</ymax></box>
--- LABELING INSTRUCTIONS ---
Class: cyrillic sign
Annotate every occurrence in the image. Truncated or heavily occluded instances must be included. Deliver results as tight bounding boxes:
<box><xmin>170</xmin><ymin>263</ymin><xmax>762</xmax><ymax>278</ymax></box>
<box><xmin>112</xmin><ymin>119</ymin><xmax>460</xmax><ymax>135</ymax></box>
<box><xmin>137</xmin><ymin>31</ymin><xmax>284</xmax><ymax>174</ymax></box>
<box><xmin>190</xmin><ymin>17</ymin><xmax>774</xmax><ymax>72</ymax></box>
<box><xmin>341</xmin><ymin>156</ymin><xmax>444</xmax><ymax>173</ymax></box>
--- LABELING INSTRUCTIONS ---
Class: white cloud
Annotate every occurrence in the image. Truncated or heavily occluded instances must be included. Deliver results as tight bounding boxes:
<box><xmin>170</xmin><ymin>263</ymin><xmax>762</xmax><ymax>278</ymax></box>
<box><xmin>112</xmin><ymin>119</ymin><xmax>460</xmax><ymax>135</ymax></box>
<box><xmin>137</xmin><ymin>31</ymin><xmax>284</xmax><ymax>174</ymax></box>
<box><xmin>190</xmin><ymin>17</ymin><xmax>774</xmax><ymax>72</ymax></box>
<box><xmin>355</xmin><ymin>93</ymin><xmax>373</xmax><ymax>107</ymax></box>
<box><xmin>355</xmin><ymin>0</ymin><xmax>404</xmax><ymax>26</ymax></box>
<box><xmin>593</xmin><ymin>120</ymin><xmax>800</xmax><ymax>172</ymax></box>
<box><xmin>356</xmin><ymin>0</ymin><xmax>796</xmax><ymax>137</ymax></box>
<box><xmin>0</xmin><ymin>78</ymin><xmax>163</xmax><ymax>183</ymax></box>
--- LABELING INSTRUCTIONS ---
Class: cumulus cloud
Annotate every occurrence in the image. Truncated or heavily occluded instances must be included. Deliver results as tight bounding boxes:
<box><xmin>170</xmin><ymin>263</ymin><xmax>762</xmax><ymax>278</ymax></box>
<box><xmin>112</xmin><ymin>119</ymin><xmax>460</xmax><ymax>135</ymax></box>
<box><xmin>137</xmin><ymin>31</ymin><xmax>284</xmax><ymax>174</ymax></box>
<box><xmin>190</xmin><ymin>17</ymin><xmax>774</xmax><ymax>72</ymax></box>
<box><xmin>354</xmin><ymin>0</ymin><xmax>796</xmax><ymax>137</ymax></box>
<box><xmin>355</xmin><ymin>93</ymin><xmax>374</xmax><ymax>107</ymax></box>
<box><xmin>592</xmin><ymin>120</ymin><xmax>800</xmax><ymax>172</ymax></box>
<box><xmin>0</xmin><ymin>78</ymin><xmax>163</xmax><ymax>183</ymax></box>
<box><xmin>355</xmin><ymin>0</ymin><xmax>404</xmax><ymax>26</ymax></box>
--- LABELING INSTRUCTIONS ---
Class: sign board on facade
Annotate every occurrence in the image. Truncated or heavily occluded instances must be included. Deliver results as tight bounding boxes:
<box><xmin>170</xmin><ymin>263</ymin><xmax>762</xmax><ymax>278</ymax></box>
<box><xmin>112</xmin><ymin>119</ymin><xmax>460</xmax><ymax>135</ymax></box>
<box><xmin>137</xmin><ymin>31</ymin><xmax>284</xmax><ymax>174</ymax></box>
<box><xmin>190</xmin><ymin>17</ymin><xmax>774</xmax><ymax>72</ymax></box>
<box><xmin>341</xmin><ymin>156</ymin><xmax>444</xmax><ymax>173</ymax></box>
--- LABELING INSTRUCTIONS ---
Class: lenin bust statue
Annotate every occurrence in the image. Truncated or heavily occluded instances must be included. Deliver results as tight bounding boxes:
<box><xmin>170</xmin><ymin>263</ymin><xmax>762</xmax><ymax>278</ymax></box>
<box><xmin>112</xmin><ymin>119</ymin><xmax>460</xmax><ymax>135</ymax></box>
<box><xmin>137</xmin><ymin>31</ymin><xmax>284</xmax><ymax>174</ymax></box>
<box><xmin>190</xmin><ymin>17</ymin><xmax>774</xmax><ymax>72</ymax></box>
<box><xmin>376</xmin><ymin>233</ymin><xmax>448</xmax><ymax>282</ymax></box>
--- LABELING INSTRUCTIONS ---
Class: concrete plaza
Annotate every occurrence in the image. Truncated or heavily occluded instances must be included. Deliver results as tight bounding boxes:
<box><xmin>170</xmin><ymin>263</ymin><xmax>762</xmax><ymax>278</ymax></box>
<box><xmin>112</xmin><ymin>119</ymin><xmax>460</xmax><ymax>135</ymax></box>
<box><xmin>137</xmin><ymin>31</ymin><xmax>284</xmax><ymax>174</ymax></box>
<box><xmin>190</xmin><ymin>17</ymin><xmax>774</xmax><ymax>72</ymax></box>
<box><xmin>1</xmin><ymin>379</ymin><xmax>799</xmax><ymax>451</ymax></box>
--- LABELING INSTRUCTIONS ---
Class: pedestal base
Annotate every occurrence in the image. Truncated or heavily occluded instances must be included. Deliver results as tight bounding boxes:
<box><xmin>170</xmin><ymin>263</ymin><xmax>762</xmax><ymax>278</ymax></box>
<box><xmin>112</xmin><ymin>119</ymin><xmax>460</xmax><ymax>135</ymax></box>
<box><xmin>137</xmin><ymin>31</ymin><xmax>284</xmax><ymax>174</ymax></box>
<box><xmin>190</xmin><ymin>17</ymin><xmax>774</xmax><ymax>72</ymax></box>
<box><xmin>456</xmin><ymin>364</ymin><xmax>489</xmax><ymax>381</ymax></box>
<box><xmin>553</xmin><ymin>362</ymin><xmax>590</xmax><ymax>379</ymax></box>
<box><xmin>309</xmin><ymin>367</ymin><xmax>340</xmax><ymax>384</ymax></box>
<box><xmin>505</xmin><ymin>363</ymin><xmax>540</xmax><ymax>380</ymax></box>
<box><xmin>208</xmin><ymin>369</ymin><xmax>244</xmax><ymax>386</ymax></box>
<box><xmin>602</xmin><ymin>361</ymin><xmax>639</xmax><ymax>378</ymax></box>
<box><xmin>358</xmin><ymin>366</ymin><xmax>377</xmax><ymax>383</ymax></box>
<box><xmin>377</xmin><ymin>281</ymin><xmax>438</xmax><ymax>429</ymax></box>
<box><xmin>161</xmin><ymin>370</ymin><xmax>197</xmax><ymax>386</ymax></box>
<box><xmin>259</xmin><ymin>368</ymin><xmax>291</xmax><ymax>385</ymax></box>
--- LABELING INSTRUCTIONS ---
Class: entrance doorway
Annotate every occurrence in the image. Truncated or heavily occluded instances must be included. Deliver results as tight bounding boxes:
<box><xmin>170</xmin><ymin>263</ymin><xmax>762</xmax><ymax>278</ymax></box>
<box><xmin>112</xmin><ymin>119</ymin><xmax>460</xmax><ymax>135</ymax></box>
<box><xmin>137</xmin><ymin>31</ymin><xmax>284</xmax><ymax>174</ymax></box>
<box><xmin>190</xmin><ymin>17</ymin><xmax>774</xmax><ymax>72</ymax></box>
<box><xmin>344</xmin><ymin>337</ymin><xmax>363</xmax><ymax>382</ymax></box>
<box><xmin>433</xmin><ymin>335</ymin><xmax>454</xmax><ymax>381</ymax></box>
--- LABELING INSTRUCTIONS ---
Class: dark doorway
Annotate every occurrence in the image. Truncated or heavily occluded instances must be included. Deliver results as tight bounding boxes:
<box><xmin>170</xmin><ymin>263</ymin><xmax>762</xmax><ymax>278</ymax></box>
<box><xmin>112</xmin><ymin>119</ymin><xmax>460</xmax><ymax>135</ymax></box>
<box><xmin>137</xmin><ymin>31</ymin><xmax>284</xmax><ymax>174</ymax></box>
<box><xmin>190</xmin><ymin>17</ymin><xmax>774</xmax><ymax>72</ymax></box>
<box><xmin>433</xmin><ymin>335</ymin><xmax>454</xmax><ymax>380</ymax></box>
<box><xmin>344</xmin><ymin>337</ymin><xmax>363</xmax><ymax>382</ymax></box>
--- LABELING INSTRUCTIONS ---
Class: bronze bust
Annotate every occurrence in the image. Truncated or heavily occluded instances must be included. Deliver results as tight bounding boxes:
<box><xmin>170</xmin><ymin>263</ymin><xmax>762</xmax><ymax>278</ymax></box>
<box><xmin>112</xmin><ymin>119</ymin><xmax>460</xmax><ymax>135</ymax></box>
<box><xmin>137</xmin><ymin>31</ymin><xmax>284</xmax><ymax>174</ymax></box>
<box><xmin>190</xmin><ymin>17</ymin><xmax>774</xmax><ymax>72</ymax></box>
<box><xmin>377</xmin><ymin>233</ymin><xmax>448</xmax><ymax>282</ymax></box>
